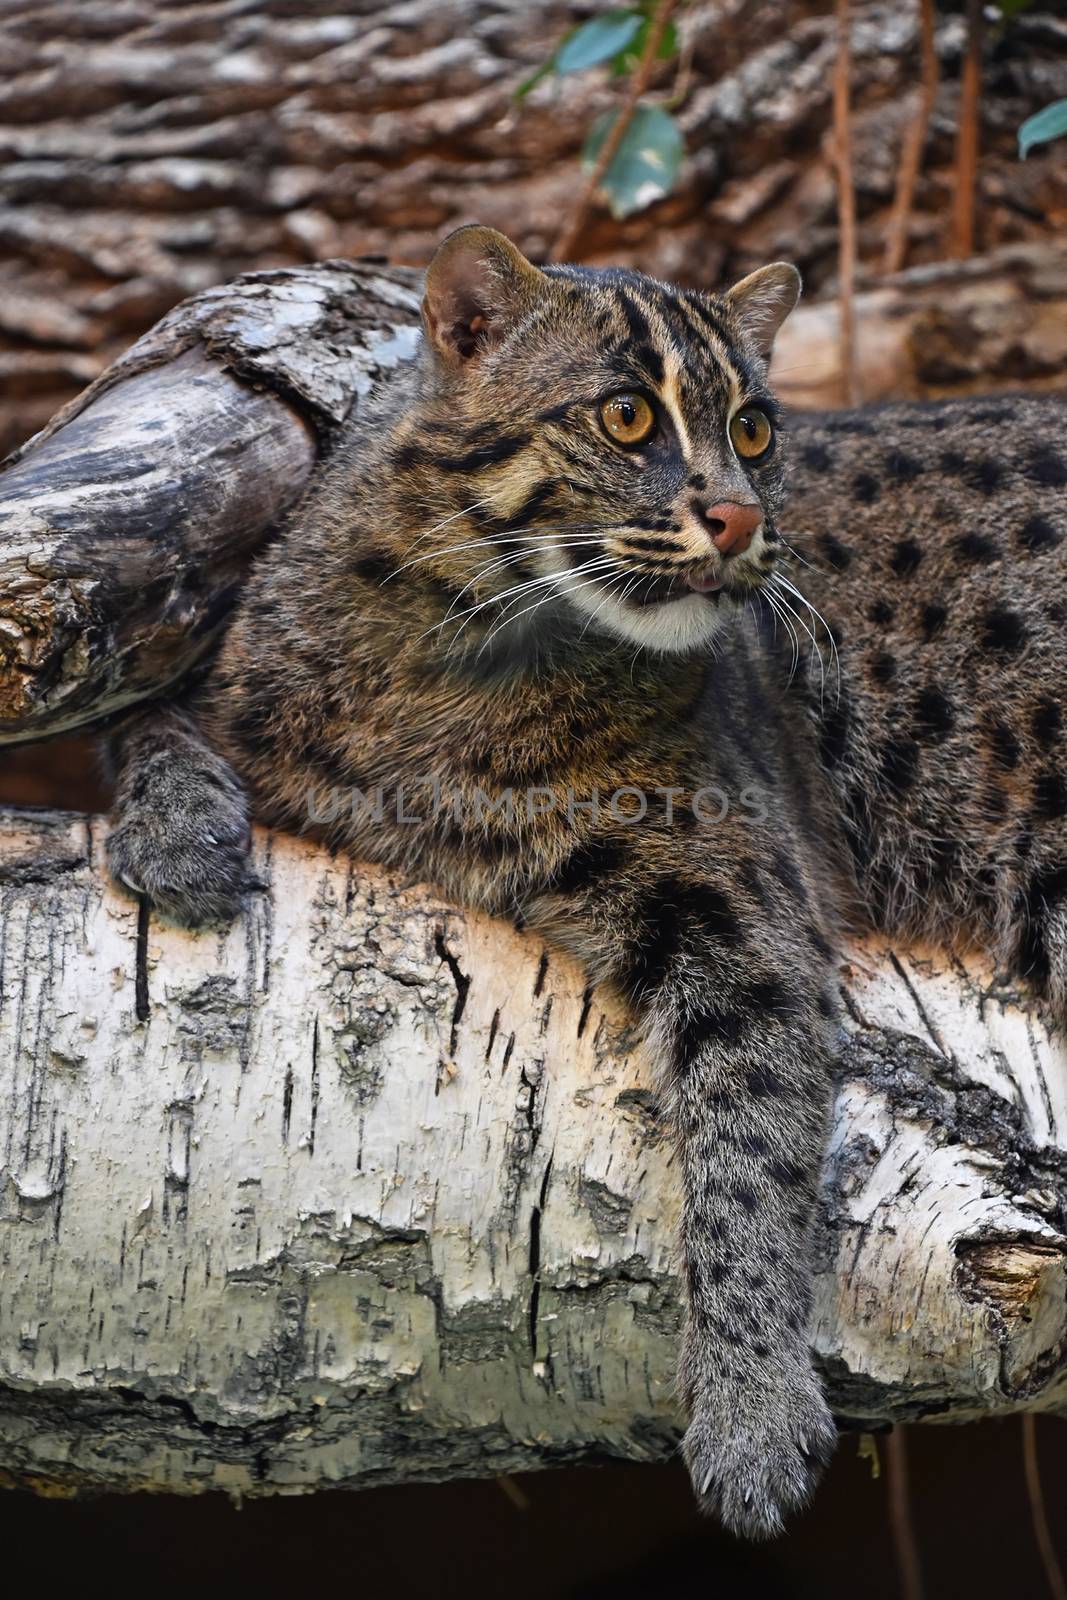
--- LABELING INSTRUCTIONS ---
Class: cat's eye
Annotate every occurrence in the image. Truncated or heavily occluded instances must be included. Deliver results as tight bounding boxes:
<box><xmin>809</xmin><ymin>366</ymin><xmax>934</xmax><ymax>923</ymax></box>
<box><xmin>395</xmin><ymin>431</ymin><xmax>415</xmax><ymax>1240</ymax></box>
<box><xmin>600</xmin><ymin>393</ymin><xmax>656</xmax><ymax>448</ymax></box>
<box><xmin>730</xmin><ymin>407</ymin><xmax>774</xmax><ymax>461</ymax></box>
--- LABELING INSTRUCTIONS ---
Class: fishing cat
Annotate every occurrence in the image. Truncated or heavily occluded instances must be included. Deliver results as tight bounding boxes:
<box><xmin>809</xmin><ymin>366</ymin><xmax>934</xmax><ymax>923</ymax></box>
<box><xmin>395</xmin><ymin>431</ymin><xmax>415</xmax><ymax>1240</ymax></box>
<box><xmin>104</xmin><ymin>225</ymin><xmax>1067</xmax><ymax>1537</ymax></box>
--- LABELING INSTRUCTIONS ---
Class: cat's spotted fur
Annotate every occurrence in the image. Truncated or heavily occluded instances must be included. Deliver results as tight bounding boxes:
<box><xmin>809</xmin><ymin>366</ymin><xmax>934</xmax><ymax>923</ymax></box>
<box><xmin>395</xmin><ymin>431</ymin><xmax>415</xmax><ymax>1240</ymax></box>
<box><xmin>105</xmin><ymin>227</ymin><xmax>1067</xmax><ymax>1538</ymax></box>
<box><xmin>790</xmin><ymin>398</ymin><xmax>1067</xmax><ymax>1014</ymax></box>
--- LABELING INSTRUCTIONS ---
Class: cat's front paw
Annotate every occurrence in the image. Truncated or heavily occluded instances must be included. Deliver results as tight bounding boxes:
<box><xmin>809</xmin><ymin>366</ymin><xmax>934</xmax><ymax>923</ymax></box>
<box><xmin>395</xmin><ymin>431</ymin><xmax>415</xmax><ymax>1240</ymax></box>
<box><xmin>683</xmin><ymin>1367</ymin><xmax>836</xmax><ymax>1540</ymax></box>
<box><xmin>107</xmin><ymin>775</ymin><xmax>253</xmax><ymax>929</ymax></box>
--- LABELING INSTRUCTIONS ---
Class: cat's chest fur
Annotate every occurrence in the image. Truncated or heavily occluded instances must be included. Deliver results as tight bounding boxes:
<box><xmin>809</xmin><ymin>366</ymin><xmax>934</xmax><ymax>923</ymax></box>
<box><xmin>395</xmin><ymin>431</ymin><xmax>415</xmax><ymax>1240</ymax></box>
<box><xmin>208</xmin><ymin>580</ymin><xmax>833</xmax><ymax>918</ymax></box>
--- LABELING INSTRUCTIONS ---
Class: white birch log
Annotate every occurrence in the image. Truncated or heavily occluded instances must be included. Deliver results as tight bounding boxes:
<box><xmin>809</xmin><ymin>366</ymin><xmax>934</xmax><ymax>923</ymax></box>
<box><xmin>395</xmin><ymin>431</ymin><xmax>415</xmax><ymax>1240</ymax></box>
<box><xmin>1</xmin><ymin>806</ymin><xmax>1065</xmax><ymax>1497</ymax></box>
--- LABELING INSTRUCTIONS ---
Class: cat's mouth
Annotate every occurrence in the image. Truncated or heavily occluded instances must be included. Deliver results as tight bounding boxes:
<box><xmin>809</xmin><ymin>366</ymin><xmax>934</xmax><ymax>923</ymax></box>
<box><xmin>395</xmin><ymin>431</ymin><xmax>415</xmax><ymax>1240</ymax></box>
<box><xmin>630</xmin><ymin>566</ymin><xmax>727</xmax><ymax>607</ymax></box>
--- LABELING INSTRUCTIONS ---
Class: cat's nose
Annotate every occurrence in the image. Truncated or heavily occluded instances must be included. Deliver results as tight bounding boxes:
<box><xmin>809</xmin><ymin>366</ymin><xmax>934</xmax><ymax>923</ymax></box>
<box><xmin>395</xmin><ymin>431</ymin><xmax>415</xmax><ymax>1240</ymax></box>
<box><xmin>695</xmin><ymin>500</ymin><xmax>762</xmax><ymax>556</ymax></box>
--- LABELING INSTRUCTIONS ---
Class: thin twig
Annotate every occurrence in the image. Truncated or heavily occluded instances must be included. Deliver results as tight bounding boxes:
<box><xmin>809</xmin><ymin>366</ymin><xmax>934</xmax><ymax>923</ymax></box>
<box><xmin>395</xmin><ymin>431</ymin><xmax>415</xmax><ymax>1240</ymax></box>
<box><xmin>886</xmin><ymin>1426</ymin><xmax>924</xmax><ymax>1600</ymax></box>
<box><xmin>550</xmin><ymin>0</ymin><xmax>678</xmax><ymax>263</ymax></box>
<box><xmin>667</xmin><ymin>15</ymin><xmax>694</xmax><ymax>110</ymax></box>
<box><xmin>1022</xmin><ymin>1415</ymin><xmax>1067</xmax><ymax>1600</ymax></box>
<box><xmin>951</xmin><ymin>0</ymin><xmax>982</xmax><ymax>258</ymax></box>
<box><xmin>496</xmin><ymin>1473</ymin><xmax>532</xmax><ymax>1512</ymax></box>
<box><xmin>832</xmin><ymin>0</ymin><xmax>860</xmax><ymax>406</ymax></box>
<box><xmin>882</xmin><ymin>0</ymin><xmax>939</xmax><ymax>276</ymax></box>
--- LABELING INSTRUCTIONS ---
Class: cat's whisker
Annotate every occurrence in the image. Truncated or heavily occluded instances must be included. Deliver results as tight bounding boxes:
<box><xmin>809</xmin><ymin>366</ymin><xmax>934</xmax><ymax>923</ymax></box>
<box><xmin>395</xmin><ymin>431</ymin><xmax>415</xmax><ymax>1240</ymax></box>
<box><xmin>621</xmin><ymin>570</ymin><xmax>651</xmax><ymax>609</ymax></box>
<box><xmin>767</xmin><ymin>595</ymin><xmax>800</xmax><ymax>684</ymax></box>
<box><xmin>759</xmin><ymin>587</ymin><xmax>801</xmax><ymax>683</ymax></box>
<box><xmin>779</xmin><ymin>537</ymin><xmax>815</xmax><ymax>570</ymax></box>
<box><xmin>475</xmin><ymin>560</ymin><xmax>629</xmax><ymax>649</ymax></box>
<box><xmin>771</xmin><ymin>580</ymin><xmax>821</xmax><ymax>670</ymax></box>
<box><xmin>434</xmin><ymin>555</ymin><xmax>621</xmax><ymax>649</ymax></box>
<box><xmin>482</xmin><ymin>556</ymin><xmax>626</xmax><ymax>636</ymax></box>
<box><xmin>440</xmin><ymin>544</ymin><xmax>568</xmax><ymax>621</ymax></box>
<box><xmin>471</xmin><ymin>554</ymin><xmax>620</xmax><ymax>627</ymax></box>
<box><xmin>383</xmin><ymin>526</ymin><xmax>614</xmax><ymax>584</ymax></box>
<box><xmin>622</xmin><ymin>573</ymin><xmax>664</xmax><ymax>684</ymax></box>
<box><xmin>576</xmin><ymin>564</ymin><xmax>642</xmax><ymax>642</ymax></box>
<box><xmin>399</xmin><ymin>498</ymin><xmax>494</xmax><ymax>561</ymax></box>
<box><xmin>762</xmin><ymin>592</ymin><xmax>781</xmax><ymax>647</ymax></box>
<box><xmin>769</xmin><ymin>578</ymin><xmax>825</xmax><ymax>701</ymax></box>
<box><xmin>777</xmin><ymin>575</ymin><xmax>840</xmax><ymax>679</ymax></box>
<box><xmin>477</xmin><ymin>561</ymin><xmax>630</xmax><ymax>656</ymax></box>
<box><xmin>442</xmin><ymin>534</ymin><xmax>630</xmax><ymax>625</ymax></box>
<box><xmin>772</xmin><ymin>572</ymin><xmax>842</xmax><ymax>701</ymax></box>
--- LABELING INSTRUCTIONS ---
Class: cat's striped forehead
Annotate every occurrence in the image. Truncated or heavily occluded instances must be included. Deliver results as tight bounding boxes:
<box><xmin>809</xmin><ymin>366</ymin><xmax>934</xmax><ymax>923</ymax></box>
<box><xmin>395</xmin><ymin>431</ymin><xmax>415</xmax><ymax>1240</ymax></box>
<box><xmin>540</xmin><ymin>263</ymin><xmax>765</xmax><ymax>423</ymax></box>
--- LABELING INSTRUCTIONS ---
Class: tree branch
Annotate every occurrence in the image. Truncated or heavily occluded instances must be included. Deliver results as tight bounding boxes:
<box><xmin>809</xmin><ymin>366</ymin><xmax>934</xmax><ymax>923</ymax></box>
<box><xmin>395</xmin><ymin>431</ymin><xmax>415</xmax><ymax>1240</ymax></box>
<box><xmin>832</xmin><ymin>0</ymin><xmax>860</xmax><ymax>405</ymax></box>
<box><xmin>951</xmin><ymin>0</ymin><xmax>983</xmax><ymax>260</ymax></box>
<box><xmin>882</xmin><ymin>0</ymin><xmax>939</xmax><ymax>278</ymax></box>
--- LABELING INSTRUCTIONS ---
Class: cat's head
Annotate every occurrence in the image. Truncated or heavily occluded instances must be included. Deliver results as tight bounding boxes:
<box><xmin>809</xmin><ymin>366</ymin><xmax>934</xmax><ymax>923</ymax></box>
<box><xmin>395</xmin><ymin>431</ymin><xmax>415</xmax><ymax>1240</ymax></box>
<box><xmin>405</xmin><ymin>225</ymin><xmax>799</xmax><ymax>655</ymax></box>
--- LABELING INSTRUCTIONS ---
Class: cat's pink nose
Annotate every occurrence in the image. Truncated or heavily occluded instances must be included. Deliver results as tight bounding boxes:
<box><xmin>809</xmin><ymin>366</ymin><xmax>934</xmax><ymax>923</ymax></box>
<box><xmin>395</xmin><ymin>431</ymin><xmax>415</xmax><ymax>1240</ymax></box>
<box><xmin>703</xmin><ymin>501</ymin><xmax>762</xmax><ymax>556</ymax></box>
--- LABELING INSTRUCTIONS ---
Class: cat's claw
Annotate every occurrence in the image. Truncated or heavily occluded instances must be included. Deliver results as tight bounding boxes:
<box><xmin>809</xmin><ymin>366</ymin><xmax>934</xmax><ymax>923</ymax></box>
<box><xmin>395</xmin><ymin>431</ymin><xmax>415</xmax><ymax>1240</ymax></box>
<box><xmin>683</xmin><ymin>1376</ymin><xmax>836</xmax><ymax>1541</ymax></box>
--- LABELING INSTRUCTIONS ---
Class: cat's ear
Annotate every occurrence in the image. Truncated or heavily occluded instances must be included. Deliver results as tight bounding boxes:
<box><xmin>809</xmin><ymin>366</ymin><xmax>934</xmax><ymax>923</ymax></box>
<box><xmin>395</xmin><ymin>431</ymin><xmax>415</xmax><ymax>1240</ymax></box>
<box><xmin>724</xmin><ymin>262</ymin><xmax>801</xmax><ymax>361</ymax></box>
<box><xmin>422</xmin><ymin>225</ymin><xmax>548</xmax><ymax>368</ymax></box>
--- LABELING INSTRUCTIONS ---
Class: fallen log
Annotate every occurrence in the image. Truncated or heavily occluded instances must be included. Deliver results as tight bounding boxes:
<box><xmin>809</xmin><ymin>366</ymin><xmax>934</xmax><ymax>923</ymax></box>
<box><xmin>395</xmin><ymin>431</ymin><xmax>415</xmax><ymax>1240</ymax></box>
<box><xmin>0</xmin><ymin>809</ymin><xmax>1064</xmax><ymax>1496</ymax></box>
<box><xmin>773</xmin><ymin>242</ymin><xmax>1067</xmax><ymax>409</ymax></box>
<box><xmin>0</xmin><ymin>259</ymin><xmax>421</xmax><ymax>742</ymax></box>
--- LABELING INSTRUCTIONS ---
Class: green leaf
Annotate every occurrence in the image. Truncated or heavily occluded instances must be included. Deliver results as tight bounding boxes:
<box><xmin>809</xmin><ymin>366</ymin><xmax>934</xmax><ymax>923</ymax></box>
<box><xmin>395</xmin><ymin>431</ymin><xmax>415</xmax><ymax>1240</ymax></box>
<box><xmin>610</xmin><ymin>16</ymin><xmax>678</xmax><ymax>75</ymax></box>
<box><xmin>1019</xmin><ymin>97</ymin><xmax>1067</xmax><ymax>159</ymax></box>
<box><xmin>555</xmin><ymin>11</ymin><xmax>643</xmax><ymax>75</ymax></box>
<box><xmin>582</xmin><ymin>103</ymin><xmax>684</xmax><ymax>219</ymax></box>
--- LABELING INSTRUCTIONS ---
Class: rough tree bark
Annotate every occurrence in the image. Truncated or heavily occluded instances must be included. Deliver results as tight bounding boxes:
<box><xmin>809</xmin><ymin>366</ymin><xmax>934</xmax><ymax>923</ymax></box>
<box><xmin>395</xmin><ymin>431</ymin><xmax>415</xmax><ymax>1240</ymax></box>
<box><xmin>0</xmin><ymin>259</ymin><xmax>421</xmax><ymax>741</ymax></box>
<box><xmin>2</xmin><ymin>262</ymin><xmax>1067</xmax><ymax>1497</ymax></box>
<box><xmin>1</xmin><ymin>809</ymin><xmax>1066</xmax><ymax>1496</ymax></box>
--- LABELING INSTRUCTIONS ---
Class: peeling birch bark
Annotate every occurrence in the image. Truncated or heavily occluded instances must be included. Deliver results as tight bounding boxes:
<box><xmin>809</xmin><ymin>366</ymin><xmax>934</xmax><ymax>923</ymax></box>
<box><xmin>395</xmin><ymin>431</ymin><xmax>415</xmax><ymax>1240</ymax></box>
<box><xmin>1</xmin><ymin>808</ymin><xmax>1065</xmax><ymax>1497</ymax></box>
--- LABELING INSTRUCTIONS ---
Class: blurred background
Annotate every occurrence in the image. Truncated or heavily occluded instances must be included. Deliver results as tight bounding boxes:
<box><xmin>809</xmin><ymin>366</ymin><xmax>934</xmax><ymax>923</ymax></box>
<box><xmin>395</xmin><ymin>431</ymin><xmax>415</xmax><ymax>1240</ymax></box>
<box><xmin>2</xmin><ymin>1</ymin><xmax>1067</xmax><ymax>1593</ymax></box>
